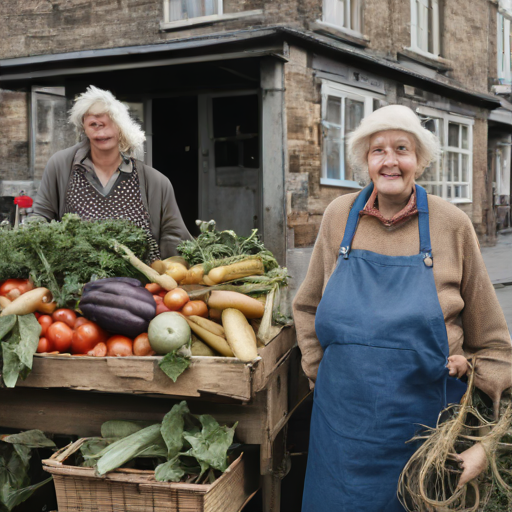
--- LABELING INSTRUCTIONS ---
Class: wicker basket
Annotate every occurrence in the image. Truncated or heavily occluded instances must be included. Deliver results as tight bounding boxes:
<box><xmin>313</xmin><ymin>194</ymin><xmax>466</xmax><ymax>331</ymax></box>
<box><xmin>42</xmin><ymin>439</ymin><xmax>259</xmax><ymax>512</ymax></box>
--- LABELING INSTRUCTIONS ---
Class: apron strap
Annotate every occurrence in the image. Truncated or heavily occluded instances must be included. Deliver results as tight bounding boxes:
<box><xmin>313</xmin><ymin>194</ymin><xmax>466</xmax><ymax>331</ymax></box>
<box><xmin>339</xmin><ymin>183</ymin><xmax>374</xmax><ymax>258</ymax></box>
<box><xmin>339</xmin><ymin>183</ymin><xmax>433</xmax><ymax>264</ymax></box>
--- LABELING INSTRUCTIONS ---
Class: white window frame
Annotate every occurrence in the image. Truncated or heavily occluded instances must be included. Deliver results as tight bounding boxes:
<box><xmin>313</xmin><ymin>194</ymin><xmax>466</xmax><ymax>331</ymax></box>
<box><xmin>409</xmin><ymin>0</ymin><xmax>440</xmax><ymax>58</ymax></box>
<box><xmin>320</xmin><ymin>81</ymin><xmax>382</xmax><ymax>188</ymax></box>
<box><xmin>497</xmin><ymin>13</ymin><xmax>512</xmax><ymax>84</ymax></box>
<box><xmin>322</xmin><ymin>0</ymin><xmax>364</xmax><ymax>37</ymax></box>
<box><xmin>161</xmin><ymin>0</ymin><xmax>262</xmax><ymax>29</ymax></box>
<box><xmin>416</xmin><ymin>106</ymin><xmax>474</xmax><ymax>204</ymax></box>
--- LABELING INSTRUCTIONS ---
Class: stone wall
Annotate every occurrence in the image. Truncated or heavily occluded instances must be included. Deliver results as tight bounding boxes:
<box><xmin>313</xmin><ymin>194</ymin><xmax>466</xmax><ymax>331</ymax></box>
<box><xmin>0</xmin><ymin>90</ymin><xmax>29</xmax><ymax>181</ymax></box>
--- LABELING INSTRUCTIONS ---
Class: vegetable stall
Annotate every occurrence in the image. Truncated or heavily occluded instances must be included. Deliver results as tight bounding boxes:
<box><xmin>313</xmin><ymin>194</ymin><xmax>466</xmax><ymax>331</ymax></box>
<box><xmin>0</xmin><ymin>216</ymin><xmax>309</xmax><ymax>512</ymax></box>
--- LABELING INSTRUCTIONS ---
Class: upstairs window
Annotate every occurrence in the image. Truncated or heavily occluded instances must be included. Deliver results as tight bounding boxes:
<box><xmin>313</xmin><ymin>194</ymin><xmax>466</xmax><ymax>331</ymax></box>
<box><xmin>166</xmin><ymin>0</ymin><xmax>222</xmax><ymax>22</ymax></box>
<box><xmin>497</xmin><ymin>13</ymin><xmax>512</xmax><ymax>84</ymax></box>
<box><xmin>320</xmin><ymin>82</ymin><xmax>378</xmax><ymax>188</ymax></box>
<box><xmin>323</xmin><ymin>0</ymin><xmax>364</xmax><ymax>35</ymax></box>
<box><xmin>417</xmin><ymin>107</ymin><xmax>473</xmax><ymax>203</ymax></box>
<box><xmin>410</xmin><ymin>0</ymin><xmax>440</xmax><ymax>57</ymax></box>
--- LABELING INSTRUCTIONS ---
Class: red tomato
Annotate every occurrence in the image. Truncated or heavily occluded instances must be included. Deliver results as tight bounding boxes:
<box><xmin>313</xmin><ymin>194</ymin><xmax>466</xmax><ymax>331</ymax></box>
<box><xmin>74</xmin><ymin>317</ymin><xmax>90</xmax><ymax>329</ymax></box>
<box><xmin>145</xmin><ymin>283</ymin><xmax>164</xmax><ymax>294</ymax></box>
<box><xmin>163</xmin><ymin>288</ymin><xmax>190</xmax><ymax>311</ymax></box>
<box><xmin>158</xmin><ymin>290</ymin><xmax>167</xmax><ymax>297</ymax></box>
<box><xmin>71</xmin><ymin>322</ymin><xmax>108</xmax><ymax>355</ymax></box>
<box><xmin>0</xmin><ymin>279</ymin><xmax>34</xmax><ymax>297</ymax></box>
<box><xmin>34</xmin><ymin>312</ymin><xmax>41</xmax><ymax>320</ymax></box>
<box><xmin>106</xmin><ymin>335</ymin><xmax>133</xmax><ymax>357</ymax></box>
<box><xmin>52</xmin><ymin>309</ymin><xmax>77</xmax><ymax>328</ymax></box>
<box><xmin>133</xmin><ymin>333</ymin><xmax>155</xmax><ymax>356</ymax></box>
<box><xmin>180</xmin><ymin>300</ymin><xmax>208</xmax><ymax>318</ymax></box>
<box><xmin>46</xmin><ymin>322</ymin><xmax>74</xmax><ymax>353</ymax></box>
<box><xmin>156</xmin><ymin>302</ymin><xmax>171</xmax><ymax>315</ymax></box>
<box><xmin>37</xmin><ymin>315</ymin><xmax>53</xmax><ymax>337</ymax></box>
<box><xmin>37</xmin><ymin>337</ymin><xmax>53</xmax><ymax>353</ymax></box>
<box><xmin>88</xmin><ymin>342</ymin><xmax>107</xmax><ymax>357</ymax></box>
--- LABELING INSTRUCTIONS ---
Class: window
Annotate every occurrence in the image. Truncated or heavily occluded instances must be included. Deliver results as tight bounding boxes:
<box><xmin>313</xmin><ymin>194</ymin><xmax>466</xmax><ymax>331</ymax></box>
<box><xmin>497</xmin><ymin>13</ymin><xmax>512</xmax><ymax>84</ymax></box>
<box><xmin>410</xmin><ymin>0</ymin><xmax>440</xmax><ymax>57</ymax></box>
<box><xmin>416</xmin><ymin>107</ymin><xmax>473</xmax><ymax>202</ymax></box>
<box><xmin>320</xmin><ymin>82</ymin><xmax>378</xmax><ymax>188</ymax></box>
<box><xmin>323</xmin><ymin>0</ymin><xmax>364</xmax><ymax>35</ymax></box>
<box><xmin>166</xmin><ymin>0</ymin><xmax>221</xmax><ymax>22</ymax></box>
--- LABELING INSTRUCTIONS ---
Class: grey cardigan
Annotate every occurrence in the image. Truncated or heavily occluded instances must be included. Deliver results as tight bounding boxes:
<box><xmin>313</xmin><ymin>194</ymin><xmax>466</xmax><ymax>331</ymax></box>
<box><xmin>32</xmin><ymin>141</ymin><xmax>192</xmax><ymax>258</ymax></box>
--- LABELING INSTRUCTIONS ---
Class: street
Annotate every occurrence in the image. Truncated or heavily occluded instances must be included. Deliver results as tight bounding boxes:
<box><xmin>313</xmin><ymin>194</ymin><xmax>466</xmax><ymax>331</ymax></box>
<box><xmin>481</xmin><ymin>231</ymin><xmax>512</xmax><ymax>329</ymax></box>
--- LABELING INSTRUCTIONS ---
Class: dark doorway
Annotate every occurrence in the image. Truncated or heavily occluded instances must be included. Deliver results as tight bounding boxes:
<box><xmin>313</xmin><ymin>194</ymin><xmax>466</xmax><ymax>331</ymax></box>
<box><xmin>152</xmin><ymin>96</ymin><xmax>200</xmax><ymax>237</ymax></box>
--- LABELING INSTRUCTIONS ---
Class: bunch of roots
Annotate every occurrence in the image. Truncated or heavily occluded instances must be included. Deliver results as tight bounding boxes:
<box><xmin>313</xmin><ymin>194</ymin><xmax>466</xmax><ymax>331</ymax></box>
<box><xmin>398</xmin><ymin>362</ymin><xmax>512</xmax><ymax>511</ymax></box>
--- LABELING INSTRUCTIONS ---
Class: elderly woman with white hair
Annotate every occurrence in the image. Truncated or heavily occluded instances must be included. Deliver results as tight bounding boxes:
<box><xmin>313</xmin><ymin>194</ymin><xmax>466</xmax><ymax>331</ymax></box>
<box><xmin>293</xmin><ymin>105</ymin><xmax>511</xmax><ymax>511</ymax></box>
<box><xmin>33</xmin><ymin>85</ymin><xmax>191</xmax><ymax>260</ymax></box>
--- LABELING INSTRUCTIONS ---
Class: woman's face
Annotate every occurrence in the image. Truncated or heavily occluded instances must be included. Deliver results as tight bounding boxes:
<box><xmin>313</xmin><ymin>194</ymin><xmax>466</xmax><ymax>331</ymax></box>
<box><xmin>83</xmin><ymin>113</ymin><xmax>120</xmax><ymax>154</ymax></box>
<box><xmin>367</xmin><ymin>130</ymin><xmax>418</xmax><ymax>202</ymax></box>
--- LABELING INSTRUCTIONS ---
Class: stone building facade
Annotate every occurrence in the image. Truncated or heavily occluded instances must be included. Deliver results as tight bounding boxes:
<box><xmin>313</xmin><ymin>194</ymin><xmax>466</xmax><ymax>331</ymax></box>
<box><xmin>1</xmin><ymin>0</ymin><xmax>512</xmax><ymax>290</ymax></box>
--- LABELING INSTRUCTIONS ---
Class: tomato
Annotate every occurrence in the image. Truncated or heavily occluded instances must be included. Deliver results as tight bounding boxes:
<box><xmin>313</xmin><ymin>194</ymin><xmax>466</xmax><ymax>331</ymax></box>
<box><xmin>46</xmin><ymin>321</ymin><xmax>74</xmax><ymax>353</ymax></box>
<box><xmin>145</xmin><ymin>283</ymin><xmax>164</xmax><ymax>294</ymax></box>
<box><xmin>163</xmin><ymin>288</ymin><xmax>190</xmax><ymax>311</ymax></box>
<box><xmin>88</xmin><ymin>342</ymin><xmax>107</xmax><ymax>357</ymax></box>
<box><xmin>37</xmin><ymin>337</ymin><xmax>53</xmax><ymax>353</ymax></box>
<box><xmin>133</xmin><ymin>333</ymin><xmax>155</xmax><ymax>356</ymax></box>
<box><xmin>34</xmin><ymin>312</ymin><xmax>41</xmax><ymax>320</ymax></box>
<box><xmin>156</xmin><ymin>302</ymin><xmax>171</xmax><ymax>315</ymax></box>
<box><xmin>74</xmin><ymin>316</ymin><xmax>90</xmax><ymax>329</ymax></box>
<box><xmin>0</xmin><ymin>279</ymin><xmax>34</xmax><ymax>297</ymax></box>
<box><xmin>71</xmin><ymin>322</ymin><xmax>108</xmax><ymax>355</ymax></box>
<box><xmin>37</xmin><ymin>315</ymin><xmax>53</xmax><ymax>336</ymax></box>
<box><xmin>153</xmin><ymin>295</ymin><xmax>163</xmax><ymax>303</ymax></box>
<box><xmin>180</xmin><ymin>300</ymin><xmax>208</xmax><ymax>318</ymax></box>
<box><xmin>52</xmin><ymin>308</ymin><xmax>77</xmax><ymax>328</ymax></box>
<box><xmin>106</xmin><ymin>335</ymin><xmax>133</xmax><ymax>357</ymax></box>
<box><xmin>158</xmin><ymin>290</ymin><xmax>167</xmax><ymax>297</ymax></box>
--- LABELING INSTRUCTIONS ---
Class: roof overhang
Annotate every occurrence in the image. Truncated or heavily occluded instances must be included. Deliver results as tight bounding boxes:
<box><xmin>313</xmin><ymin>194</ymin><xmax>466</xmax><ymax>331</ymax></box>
<box><xmin>0</xmin><ymin>26</ymin><xmax>501</xmax><ymax>110</ymax></box>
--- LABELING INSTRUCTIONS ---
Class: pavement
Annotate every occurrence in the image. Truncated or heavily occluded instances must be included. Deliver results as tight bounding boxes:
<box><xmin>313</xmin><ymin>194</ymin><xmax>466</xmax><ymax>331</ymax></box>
<box><xmin>481</xmin><ymin>230</ymin><xmax>512</xmax><ymax>329</ymax></box>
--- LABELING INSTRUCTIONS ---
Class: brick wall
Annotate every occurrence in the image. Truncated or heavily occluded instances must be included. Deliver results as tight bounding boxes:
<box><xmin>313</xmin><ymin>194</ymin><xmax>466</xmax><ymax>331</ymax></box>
<box><xmin>0</xmin><ymin>90</ymin><xmax>30</xmax><ymax>181</ymax></box>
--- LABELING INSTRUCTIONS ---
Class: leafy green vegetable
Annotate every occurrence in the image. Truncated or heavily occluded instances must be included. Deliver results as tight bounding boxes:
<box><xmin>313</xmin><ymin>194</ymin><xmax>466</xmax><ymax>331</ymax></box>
<box><xmin>0</xmin><ymin>214</ymin><xmax>150</xmax><ymax>307</ymax></box>
<box><xmin>0</xmin><ymin>314</ymin><xmax>41</xmax><ymax>388</ymax></box>
<box><xmin>154</xmin><ymin>457</ymin><xmax>185</xmax><ymax>483</ymax></box>
<box><xmin>100</xmin><ymin>420</ymin><xmax>155</xmax><ymax>439</ymax></box>
<box><xmin>161</xmin><ymin>402</ymin><xmax>189</xmax><ymax>459</ymax></box>
<box><xmin>0</xmin><ymin>430</ymin><xmax>54</xmax><ymax>511</ymax></box>
<box><xmin>177</xmin><ymin>220</ymin><xmax>277</xmax><ymax>271</ymax></box>
<box><xmin>159</xmin><ymin>352</ymin><xmax>191</xmax><ymax>383</ymax></box>
<box><xmin>183</xmin><ymin>415</ymin><xmax>237</xmax><ymax>473</ymax></box>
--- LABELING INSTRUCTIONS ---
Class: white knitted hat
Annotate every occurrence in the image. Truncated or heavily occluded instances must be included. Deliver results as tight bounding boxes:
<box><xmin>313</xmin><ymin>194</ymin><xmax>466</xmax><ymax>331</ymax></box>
<box><xmin>347</xmin><ymin>104</ymin><xmax>440</xmax><ymax>178</ymax></box>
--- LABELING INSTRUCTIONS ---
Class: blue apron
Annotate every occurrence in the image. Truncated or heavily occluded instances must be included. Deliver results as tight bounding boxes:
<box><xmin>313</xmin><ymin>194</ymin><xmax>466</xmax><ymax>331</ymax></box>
<box><xmin>302</xmin><ymin>184</ymin><xmax>467</xmax><ymax>512</ymax></box>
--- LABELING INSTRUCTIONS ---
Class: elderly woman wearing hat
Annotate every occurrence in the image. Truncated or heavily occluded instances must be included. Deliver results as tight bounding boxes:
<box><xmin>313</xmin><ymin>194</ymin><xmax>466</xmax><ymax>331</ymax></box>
<box><xmin>33</xmin><ymin>85</ymin><xmax>191</xmax><ymax>261</ymax></box>
<box><xmin>293</xmin><ymin>105</ymin><xmax>512</xmax><ymax>511</ymax></box>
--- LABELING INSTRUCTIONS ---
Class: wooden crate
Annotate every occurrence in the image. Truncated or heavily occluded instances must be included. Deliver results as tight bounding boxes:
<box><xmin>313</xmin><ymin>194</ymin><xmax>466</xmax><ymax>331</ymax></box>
<box><xmin>17</xmin><ymin>326</ymin><xmax>295</xmax><ymax>402</ymax></box>
<box><xmin>43</xmin><ymin>440</ymin><xmax>259</xmax><ymax>512</ymax></box>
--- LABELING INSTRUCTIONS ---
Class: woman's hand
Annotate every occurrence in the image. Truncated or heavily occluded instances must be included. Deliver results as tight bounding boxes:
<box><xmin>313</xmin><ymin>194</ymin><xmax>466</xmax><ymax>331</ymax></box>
<box><xmin>455</xmin><ymin>443</ymin><xmax>488</xmax><ymax>489</ymax></box>
<box><xmin>446</xmin><ymin>355</ymin><xmax>469</xmax><ymax>378</ymax></box>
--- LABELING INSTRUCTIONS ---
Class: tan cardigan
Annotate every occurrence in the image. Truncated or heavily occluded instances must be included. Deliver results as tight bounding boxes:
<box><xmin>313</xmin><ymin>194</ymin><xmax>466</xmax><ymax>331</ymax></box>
<box><xmin>293</xmin><ymin>191</ymin><xmax>512</xmax><ymax>406</ymax></box>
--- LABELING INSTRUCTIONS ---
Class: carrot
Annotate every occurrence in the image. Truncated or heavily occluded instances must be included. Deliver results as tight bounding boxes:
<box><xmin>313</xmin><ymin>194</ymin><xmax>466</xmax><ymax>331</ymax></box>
<box><xmin>183</xmin><ymin>317</ymin><xmax>234</xmax><ymax>357</ymax></box>
<box><xmin>222</xmin><ymin>308</ymin><xmax>258</xmax><ymax>362</ymax></box>
<box><xmin>207</xmin><ymin>290</ymin><xmax>265</xmax><ymax>319</ymax></box>
<box><xmin>0</xmin><ymin>288</ymin><xmax>53</xmax><ymax>317</ymax></box>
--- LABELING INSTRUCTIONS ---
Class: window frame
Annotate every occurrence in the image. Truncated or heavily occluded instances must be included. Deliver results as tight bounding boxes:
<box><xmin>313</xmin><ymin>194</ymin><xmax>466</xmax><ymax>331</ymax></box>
<box><xmin>320</xmin><ymin>81</ymin><xmax>382</xmax><ymax>189</ymax></box>
<box><xmin>497</xmin><ymin>12</ymin><xmax>512</xmax><ymax>84</ymax></box>
<box><xmin>322</xmin><ymin>0</ymin><xmax>364</xmax><ymax>37</ymax></box>
<box><xmin>409</xmin><ymin>0</ymin><xmax>440</xmax><ymax>58</ymax></box>
<box><xmin>416</xmin><ymin>106</ymin><xmax>474</xmax><ymax>204</ymax></box>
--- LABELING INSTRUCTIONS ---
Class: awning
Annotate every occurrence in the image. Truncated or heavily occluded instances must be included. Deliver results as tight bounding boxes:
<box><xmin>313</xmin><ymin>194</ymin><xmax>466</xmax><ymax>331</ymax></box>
<box><xmin>0</xmin><ymin>27</ymin><xmax>501</xmax><ymax>110</ymax></box>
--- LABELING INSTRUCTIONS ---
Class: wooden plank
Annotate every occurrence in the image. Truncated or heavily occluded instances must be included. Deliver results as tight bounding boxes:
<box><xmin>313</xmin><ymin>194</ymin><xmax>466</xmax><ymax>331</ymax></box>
<box><xmin>0</xmin><ymin>387</ymin><xmax>267</xmax><ymax>444</ymax></box>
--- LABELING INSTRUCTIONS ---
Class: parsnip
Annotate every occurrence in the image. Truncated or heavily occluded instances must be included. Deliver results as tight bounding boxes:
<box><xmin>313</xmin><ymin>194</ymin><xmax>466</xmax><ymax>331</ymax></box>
<box><xmin>207</xmin><ymin>259</ymin><xmax>264</xmax><ymax>284</ymax></box>
<box><xmin>184</xmin><ymin>317</ymin><xmax>234</xmax><ymax>357</ymax></box>
<box><xmin>222</xmin><ymin>308</ymin><xmax>258</xmax><ymax>362</ymax></box>
<box><xmin>207</xmin><ymin>290</ymin><xmax>265</xmax><ymax>319</ymax></box>
<box><xmin>0</xmin><ymin>296</ymin><xmax>11</xmax><ymax>311</ymax></box>
<box><xmin>180</xmin><ymin>264</ymin><xmax>204</xmax><ymax>285</ymax></box>
<box><xmin>191</xmin><ymin>336</ymin><xmax>217</xmax><ymax>356</ymax></box>
<box><xmin>188</xmin><ymin>315</ymin><xmax>225</xmax><ymax>338</ymax></box>
<box><xmin>163</xmin><ymin>256</ymin><xmax>190</xmax><ymax>269</ymax></box>
<box><xmin>0</xmin><ymin>288</ymin><xmax>52</xmax><ymax>317</ymax></box>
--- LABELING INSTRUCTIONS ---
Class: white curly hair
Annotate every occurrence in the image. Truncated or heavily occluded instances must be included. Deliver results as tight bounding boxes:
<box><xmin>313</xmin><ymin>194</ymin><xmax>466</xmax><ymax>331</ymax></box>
<box><xmin>347</xmin><ymin>104</ymin><xmax>440</xmax><ymax>179</ymax></box>
<box><xmin>69</xmin><ymin>85</ymin><xmax>145</xmax><ymax>160</ymax></box>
